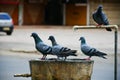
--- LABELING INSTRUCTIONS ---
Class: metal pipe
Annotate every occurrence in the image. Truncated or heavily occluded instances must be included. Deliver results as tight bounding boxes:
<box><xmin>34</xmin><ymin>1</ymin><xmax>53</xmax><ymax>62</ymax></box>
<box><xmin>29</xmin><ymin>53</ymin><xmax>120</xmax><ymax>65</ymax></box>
<box><xmin>14</xmin><ymin>73</ymin><xmax>31</xmax><ymax>78</ymax></box>
<box><xmin>73</xmin><ymin>25</ymin><xmax>118</xmax><ymax>30</ymax></box>
<box><xmin>73</xmin><ymin>25</ymin><xmax>118</xmax><ymax>80</ymax></box>
<box><xmin>114</xmin><ymin>30</ymin><xmax>118</xmax><ymax>80</ymax></box>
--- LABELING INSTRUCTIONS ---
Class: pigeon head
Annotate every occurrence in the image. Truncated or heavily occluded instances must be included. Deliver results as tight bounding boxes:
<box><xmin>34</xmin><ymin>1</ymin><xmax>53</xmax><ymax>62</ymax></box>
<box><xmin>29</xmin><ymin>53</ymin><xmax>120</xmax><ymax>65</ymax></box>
<box><xmin>97</xmin><ymin>5</ymin><xmax>103</xmax><ymax>12</ymax></box>
<box><xmin>48</xmin><ymin>35</ymin><xmax>54</xmax><ymax>40</ymax></box>
<box><xmin>48</xmin><ymin>35</ymin><xmax>57</xmax><ymax>46</ymax></box>
<box><xmin>79</xmin><ymin>37</ymin><xmax>86</xmax><ymax>44</ymax></box>
<box><xmin>31</xmin><ymin>32</ymin><xmax>38</xmax><ymax>37</ymax></box>
<box><xmin>79</xmin><ymin>37</ymin><xmax>85</xmax><ymax>40</ymax></box>
<box><xmin>31</xmin><ymin>32</ymin><xmax>43</xmax><ymax>43</ymax></box>
<box><xmin>98</xmin><ymin>5</ymin><xmax>103</xmax><ymax>9</ymax></box>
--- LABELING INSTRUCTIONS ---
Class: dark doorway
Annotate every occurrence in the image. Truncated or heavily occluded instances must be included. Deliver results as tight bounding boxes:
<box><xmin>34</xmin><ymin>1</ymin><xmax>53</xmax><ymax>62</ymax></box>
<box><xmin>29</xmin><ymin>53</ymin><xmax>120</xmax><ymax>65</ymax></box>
<box><xmin>44</xmin><ymin>0</ymin><xmax>63</xmax><ymax>25</ymax></box>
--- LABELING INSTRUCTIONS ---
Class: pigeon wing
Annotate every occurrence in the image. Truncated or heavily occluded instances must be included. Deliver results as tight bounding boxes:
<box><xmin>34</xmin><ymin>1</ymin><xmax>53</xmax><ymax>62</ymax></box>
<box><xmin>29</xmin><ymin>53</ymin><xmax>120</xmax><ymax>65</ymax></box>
<box><xmin>101</xmin><ymin>13</ymin><xmax>112</xmax><ymax>31</ymax></box>
<box><xmin>36</xmin><ymin>42</ymin><xmax>52</xmax><ymax>54</ymax></box>
<box><xmin>93</xmin><ymin>10</ymin><xmax>111</xmax><ymax>31</ymax></box>
<box><xmin>87</xmin><ymin>47</ymin><xmax>107</xmax><ymax>59</ymax></box>
<box><xmin>81</xmin><ymin>44</ymin><xmax>93</xmax><ymax>56</ymax></box>
<box><xmin>92</xmin><ymin>12</ymin><xmax>103</xmax><ymax>25</ymax></box>
<box><xmin>51</xmin><ymin>45</ymin><xmax>62</xmax><ymax>55</ymax></box>
<box><xmin>101</xmin><ymin>12</ymin><xmax>109</xmax><ymax>25</ymax></box>
<box><xmin>94</xmin><ymin>50</ymin><xmax>107</xmax><ymax>59</ymax></box>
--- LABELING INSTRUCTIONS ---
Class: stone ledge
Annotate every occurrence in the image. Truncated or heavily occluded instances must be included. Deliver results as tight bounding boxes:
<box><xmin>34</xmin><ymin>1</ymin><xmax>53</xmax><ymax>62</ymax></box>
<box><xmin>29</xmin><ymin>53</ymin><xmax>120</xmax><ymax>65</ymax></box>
<box><xmin>29</xmin><ymin>59</ymin><xmax>94</xmax><ymax>80</ymax></box>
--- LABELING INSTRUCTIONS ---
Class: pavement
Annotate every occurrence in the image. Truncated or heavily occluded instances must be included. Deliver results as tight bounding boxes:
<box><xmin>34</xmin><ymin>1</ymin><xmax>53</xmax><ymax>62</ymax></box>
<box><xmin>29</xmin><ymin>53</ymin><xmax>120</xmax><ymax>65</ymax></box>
<box><xmin>0</xmin><ymin>25</ymin><xmax>120</xmax><ymax>80</ymax></box>
<box><xmin>0</xmin><ymin>25</ymin><xmax>120</xmax><ymax>55</ymax></box>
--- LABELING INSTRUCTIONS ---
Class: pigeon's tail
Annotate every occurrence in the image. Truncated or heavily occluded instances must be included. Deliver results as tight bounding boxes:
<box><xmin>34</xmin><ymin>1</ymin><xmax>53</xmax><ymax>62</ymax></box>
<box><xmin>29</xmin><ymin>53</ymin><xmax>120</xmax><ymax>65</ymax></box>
<box><xmin>96</xmin><ymin>51</ymin><xmax>107</xmax><ymax>59</ymax></box>
<box><xmin>62</xmin><ymin>50</ymin><xmax>77</xmax><ymax>56</ymax></box>
<box><xmin>106</xmin><ymin>28</ymin><xmax>112</xmax><ymax>31</ymax></box>
<box><xmin>104</xmin><ymin>22</ymin><xmax>112</xmax><ymax>31</ymax></box>
<box><xmin>67</xmin><ymin>52</ymin><xmax>77</xmax><ymax>56</ymax></box>
<box><xmin>70</xmin><ymin>53</ymin><xmax>77</xmax><ymax>56</ymax></box>
<box><xmin>101</xmin><ymin>56</ymin><xmax>107</xmax><ymax>59</ymax></box>
<box><xmin>70</xmin><ymin>50</ymin><xmax>77</xmax><ymax>53</ymax></box>
<box><xmin>67</xmin><ymin>50</ymin><xmax>77</xmax><ymax>56</ymax></box>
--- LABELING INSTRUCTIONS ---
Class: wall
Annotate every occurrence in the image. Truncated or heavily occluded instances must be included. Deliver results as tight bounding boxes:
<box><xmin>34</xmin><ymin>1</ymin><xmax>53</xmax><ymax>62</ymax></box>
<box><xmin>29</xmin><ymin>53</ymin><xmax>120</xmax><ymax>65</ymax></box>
<box><xmin>0</xmin><ymin>0</ymin><xmax>18</xmax><ymax>25</ymax></box>
<box><xmin>65</xmin><ymin>4</ymin><xmax>87</xmax><ymax>26</ymax></box>
<box><xmin>23</xmin><ymin>0</ymin><xmax>46</xmax><ymax>25</ymax></box>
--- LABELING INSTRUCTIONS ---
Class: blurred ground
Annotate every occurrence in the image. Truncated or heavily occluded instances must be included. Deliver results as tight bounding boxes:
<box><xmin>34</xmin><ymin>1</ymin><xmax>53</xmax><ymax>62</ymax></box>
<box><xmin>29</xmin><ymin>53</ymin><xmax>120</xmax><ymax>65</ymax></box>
<box><xmin>0</xmin><ymin>25</ymin><xmax>120</xmax><ymax>80</ymax></box>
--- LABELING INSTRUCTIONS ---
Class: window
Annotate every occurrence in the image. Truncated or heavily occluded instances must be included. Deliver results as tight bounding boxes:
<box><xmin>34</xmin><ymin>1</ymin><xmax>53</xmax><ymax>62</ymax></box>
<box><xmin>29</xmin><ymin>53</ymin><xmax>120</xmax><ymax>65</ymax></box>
<box><xmin>0</xmin><ymin>14</ymin><xmax>10</xmax><ymax>20</ymax></box>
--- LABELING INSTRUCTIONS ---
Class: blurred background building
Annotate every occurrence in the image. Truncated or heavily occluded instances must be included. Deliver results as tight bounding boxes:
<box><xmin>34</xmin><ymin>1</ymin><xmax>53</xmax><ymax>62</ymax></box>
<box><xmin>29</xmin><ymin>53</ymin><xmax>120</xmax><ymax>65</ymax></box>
<box><xmin>0</xmin><ymin>0</ymin><xmax>120</xmax><ymax>26</ymax></box>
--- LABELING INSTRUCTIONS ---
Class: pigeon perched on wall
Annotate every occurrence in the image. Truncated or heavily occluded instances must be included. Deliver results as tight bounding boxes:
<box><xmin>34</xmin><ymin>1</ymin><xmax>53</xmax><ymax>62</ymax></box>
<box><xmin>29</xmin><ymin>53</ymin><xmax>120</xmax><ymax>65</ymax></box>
<box><xmin>48</xmin><ymin>35</ymin><xmax>77</xmax><ymax>60</ymax></box>
<box><xmin>92</xmin><ymin>5</ymin><xmax>112</xmax><ymax>31</ymax></box>
<box><xmin>31</xmin><ymin>33</ymin><xmax>52</xmax><ymax>60</ymax></box>
<box><xmin>79</xmin><ymin>37</ymin><xmax>107</xmax><ymax>60</ymax></box>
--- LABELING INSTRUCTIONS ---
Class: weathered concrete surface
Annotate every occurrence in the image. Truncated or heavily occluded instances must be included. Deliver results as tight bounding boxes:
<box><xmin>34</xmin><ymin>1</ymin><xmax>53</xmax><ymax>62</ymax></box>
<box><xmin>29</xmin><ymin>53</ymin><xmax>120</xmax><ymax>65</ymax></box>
<box><xmin>30</xmin><ymin>60</ymin><xmax>94</xmax><ymax>80</ymax></box>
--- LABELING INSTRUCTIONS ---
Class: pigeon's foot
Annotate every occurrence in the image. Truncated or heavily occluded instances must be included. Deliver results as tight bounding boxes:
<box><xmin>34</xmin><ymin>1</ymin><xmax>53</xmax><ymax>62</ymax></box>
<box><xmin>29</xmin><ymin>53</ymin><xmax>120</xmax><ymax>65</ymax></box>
<box><xmin>96</xmin><ymin>24</ymin><xmax>102</xmax><ymax>27</ymax></box>
<box><xmin>41</xmin><ymin>58</ymin><xmax>46</xmax><ymax>60</ymax></box>
<box><xmin>40</xmin><ymin>55</ymin><xmax>47</xmax><ymax>60</ymax></box>
<box><xmin>84</xmin><ymin>57</ymin><xmax>91</xmax><ymax>60</ymax></box>
<box><xmin>37</xmin><ymin>58</ymin><xmax>46</xmax><ymax>60</ymax></box>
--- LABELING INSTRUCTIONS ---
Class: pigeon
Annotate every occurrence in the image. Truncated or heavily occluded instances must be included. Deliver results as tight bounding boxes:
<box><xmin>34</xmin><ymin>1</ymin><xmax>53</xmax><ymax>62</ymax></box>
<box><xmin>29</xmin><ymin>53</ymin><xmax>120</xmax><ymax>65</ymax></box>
<box><xmin>31</xmin><ymin>33</ymin><xmax>52</xmax><ymax>60</ymax></box>
<box><xmin>79</xmin><ymin>37</ymin><xmax>107</xmax><ymax>60</ymax></box>
<box><xmin>48</xmin><ymin>35</ymin><xmax>77</xmax><ymax>60</ymax></box>
<box><xmin>92</xmin><ymin>5</ymin><xmax>112</xmax><ymax>31</ymax></box>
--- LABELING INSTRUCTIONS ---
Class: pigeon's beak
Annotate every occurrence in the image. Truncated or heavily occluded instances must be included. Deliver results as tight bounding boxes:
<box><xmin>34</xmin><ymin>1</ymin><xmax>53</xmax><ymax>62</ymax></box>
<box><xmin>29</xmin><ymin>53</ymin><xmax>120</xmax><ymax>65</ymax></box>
<box><xmin>79</xmin><ymin>38</ymin><xmax>81</xmax><ymax>41</ymax></box>
<box><xmin>30</xmin><ymin>34</ymin><xmax>32</xmax><ymax>37</ymax></box>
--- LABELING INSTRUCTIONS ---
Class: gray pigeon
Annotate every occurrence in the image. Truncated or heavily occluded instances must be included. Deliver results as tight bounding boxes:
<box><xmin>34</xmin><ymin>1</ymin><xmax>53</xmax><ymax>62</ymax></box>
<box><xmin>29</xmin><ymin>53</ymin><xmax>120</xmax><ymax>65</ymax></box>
<box><xmin>92</xmin><ymin>5</ymin><xmax>112</xmax><ymax>31</ymax></box>
<box><xmin>31</xmin><ymin>33</ymin><xmax>52</xmax><ymax>60</ymax></box>
<box><xmin>48</xmin><ymin>35</ymin><xmax>77</xmax><ymax>60</ymax></box>
<box><xmin>79</xmin><ymin>37</ymin><xmax>107</xmax><ymax>60</ymax></box>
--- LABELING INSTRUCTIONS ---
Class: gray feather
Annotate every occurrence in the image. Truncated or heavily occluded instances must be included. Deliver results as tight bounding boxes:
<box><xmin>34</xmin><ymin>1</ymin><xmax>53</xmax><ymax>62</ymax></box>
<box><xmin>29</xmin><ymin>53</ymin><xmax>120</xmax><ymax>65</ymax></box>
<box><xmin>31</xmin><ymin>33</ymin><xmax>52</xmax><ymax>59</ymax></box>
<box><xmin>79</xmin><ymin>37</ymin><xmax>107</xmax><ymax>59</ymax></box>
<box><xmin>36</xmin><ymin>42</ymin><xmax>52</xmax><ymax>54</ymax></box>
<box><xmin>48</xmin><ymin>35</ymin><xmax>77</xmax><ymax>60</ymax></box>
<box><xmin>92</xmin><ymin>5</ymin><xmax>112</xmax><ymax>31</ymax></box>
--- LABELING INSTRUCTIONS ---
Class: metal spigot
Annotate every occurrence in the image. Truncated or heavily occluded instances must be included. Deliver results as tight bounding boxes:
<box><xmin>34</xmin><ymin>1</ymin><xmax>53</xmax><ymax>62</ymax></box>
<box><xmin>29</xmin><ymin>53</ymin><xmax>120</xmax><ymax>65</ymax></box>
<box><xmin>14</xmin><ymin>73</ymin><xmax>31</xmax><ymax>78</ymax></box>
